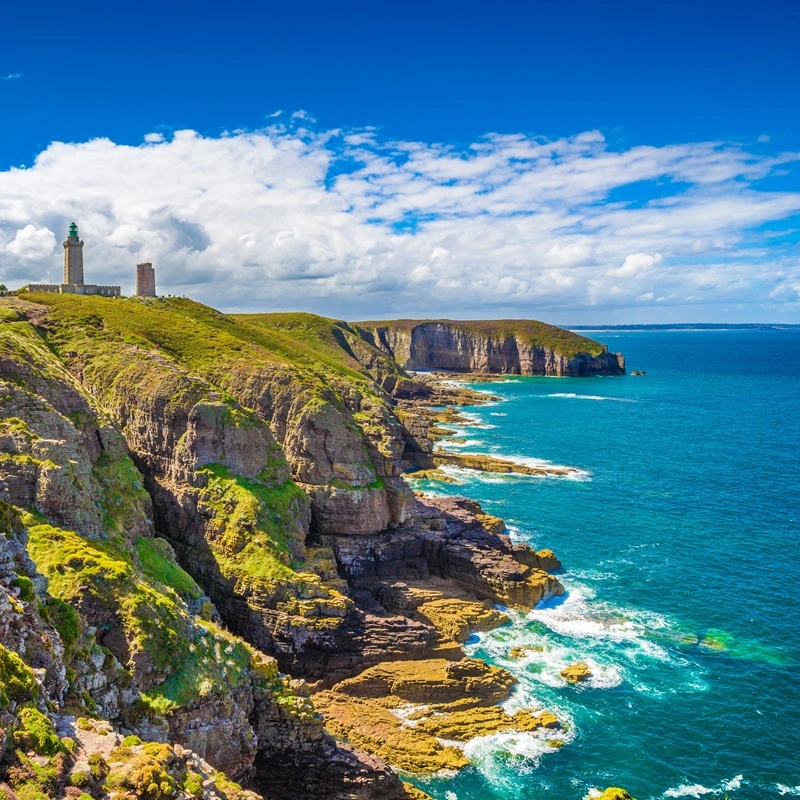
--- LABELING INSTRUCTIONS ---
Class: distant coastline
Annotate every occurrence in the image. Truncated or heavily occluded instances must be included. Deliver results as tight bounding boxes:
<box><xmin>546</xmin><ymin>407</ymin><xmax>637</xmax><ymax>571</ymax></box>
<box><xmin>569</xmin><ymin>323</ymin><xmax>800</xmax><ymax>332</ymax></box>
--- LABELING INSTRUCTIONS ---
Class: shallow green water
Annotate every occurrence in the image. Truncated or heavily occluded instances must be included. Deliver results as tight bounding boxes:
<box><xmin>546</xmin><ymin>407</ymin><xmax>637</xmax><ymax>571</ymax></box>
<box><xmin>408</xmin><ymin>329</ymin><xmax>800</xmax><ymax>800</ymax></box>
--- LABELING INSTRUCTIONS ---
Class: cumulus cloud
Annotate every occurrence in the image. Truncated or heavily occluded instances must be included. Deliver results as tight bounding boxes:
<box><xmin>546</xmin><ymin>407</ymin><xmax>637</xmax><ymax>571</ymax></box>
<box><xmin>0</xmin><ymin>122</ymin><xmax>798</xmax><ymax>321</ymax></box>
<box><xmin>6</xmin><ymin>225</ymin><xmax>57</xmax><ymax>262</ymax></box>
<box><xmin>607</xmin><ymin>253</ymin><xmax>662</xmax><ymax>278</ymax></box>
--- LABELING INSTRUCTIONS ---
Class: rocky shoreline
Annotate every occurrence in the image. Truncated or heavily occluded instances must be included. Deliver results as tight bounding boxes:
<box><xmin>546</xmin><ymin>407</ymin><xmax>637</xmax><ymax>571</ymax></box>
<box><xmin>0</xmin><ymin>297</ymin><xmax>632</xmax><ymax>800</ymax></box>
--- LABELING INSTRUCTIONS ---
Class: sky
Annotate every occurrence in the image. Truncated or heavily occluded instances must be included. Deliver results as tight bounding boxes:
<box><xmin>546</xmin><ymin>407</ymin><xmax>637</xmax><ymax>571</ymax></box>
<box><xmin>1</xmin><ymin>0</ymin><xmax>799</xmax><ymax>323</ymax></box>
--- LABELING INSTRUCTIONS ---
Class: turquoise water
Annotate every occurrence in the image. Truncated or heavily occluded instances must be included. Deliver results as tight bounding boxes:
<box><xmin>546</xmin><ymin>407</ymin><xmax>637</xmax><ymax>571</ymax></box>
<box><xmin>409</xmin><ymin>330</ymin><xmax>800</xmax><ymax>800</ymax></box>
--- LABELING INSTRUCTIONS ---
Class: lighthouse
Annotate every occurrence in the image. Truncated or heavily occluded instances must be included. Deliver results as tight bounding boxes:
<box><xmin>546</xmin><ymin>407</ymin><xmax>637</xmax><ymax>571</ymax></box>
<box><xmin>63</xmin><ymin>222</ymin><xmax>85</xmax><ymax>285</ymax></box>
<box><xmin>21</xmin><ymin>222</ymin><xmax>120</xmax><ymax>296</ymax></box>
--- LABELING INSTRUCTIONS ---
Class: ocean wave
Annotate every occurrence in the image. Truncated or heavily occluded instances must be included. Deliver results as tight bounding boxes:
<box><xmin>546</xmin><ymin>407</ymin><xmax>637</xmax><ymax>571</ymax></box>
<box><xmin>466</xmin><ymin>578</ymin><xmax>705</xmax><ymax>709</ymax></box>
<box><xmin>441</xmin><ymin>439</ymin><xmax>485</xmax><ymax>450</ymax></box>
<box><xmin>664</xmin><ymin>775</ymin><xmax>744</xmax><ymax>797</ymax></box>
<box><xmin>490</xmin><ymin>412</ymin><xmax>507</xmax><ymax>416</ymax></box>
<box><xmin>545</xmin><ymin>392</ymin><xmax>637</xmax><ymax>402</ymax></box>
<box><xmin>777</xmin><ymin>785</ymin><xmax>800</xmax><ymax>796</ymax></box>
<box><xmin>455</xmin><ymin>410</ymin><xmax>498</xmax><ymax>428</ymax></box>
<box><xmin>664</xmin><ymin>784</ymin><xmax>714</xmax><ymax>797</ymax></box>
<box><xmin>723</xmin><ymin>776</ymin><xmax>744</xmax><ymax>791</ymax></box>
<box><xmin>447</xmin><ymin>726</ymin><xmax>573</xmax><ymax>783</ymax></box>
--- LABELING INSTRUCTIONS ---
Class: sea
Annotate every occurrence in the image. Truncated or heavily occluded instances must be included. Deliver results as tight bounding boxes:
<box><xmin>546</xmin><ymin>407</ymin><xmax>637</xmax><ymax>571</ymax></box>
<box><xmin>407</xmin><ymin>329</ymin><xmax>800</xmax><ymax>800</ymax></box>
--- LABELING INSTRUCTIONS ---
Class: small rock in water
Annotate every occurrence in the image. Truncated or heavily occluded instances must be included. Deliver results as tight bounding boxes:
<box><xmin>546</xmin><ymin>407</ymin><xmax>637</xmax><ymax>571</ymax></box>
<box><xmin>560</xmin><ymin>661</ymin><xmax>592</xmax><ymax>683</ymax></box>
<box><xmin>508</xmin><ymin>645</ymin><xmax>545</xmax><ymax>659</ymax></box>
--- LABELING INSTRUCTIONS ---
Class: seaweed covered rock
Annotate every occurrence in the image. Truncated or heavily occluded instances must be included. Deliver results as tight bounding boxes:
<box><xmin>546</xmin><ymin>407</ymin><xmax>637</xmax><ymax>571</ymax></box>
<box><xmin>315</xmin><ymin>658</ymin><xmax>560</xmax><ymax>774</ymax></box>
<box><xmin>561</xmin><ymin>661</ymin><xmax>593</xmax><ymax>683</ymax></box>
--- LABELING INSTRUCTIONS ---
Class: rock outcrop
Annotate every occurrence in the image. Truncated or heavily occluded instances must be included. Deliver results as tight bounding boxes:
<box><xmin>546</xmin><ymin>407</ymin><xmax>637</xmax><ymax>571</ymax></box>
<box><xmin>561</xmin><ymin>661</ymin><xmax>593</xmax><ymax>683</ymax></box>
<box><xmin>315</xmin><ymin>658</ymin><xmax>560</xmax><ymax>773</ymax></box>
<box><xmin>358</xmin><ymin>319</ymin><xmax>625</xmax><ymax>376</ymax></box>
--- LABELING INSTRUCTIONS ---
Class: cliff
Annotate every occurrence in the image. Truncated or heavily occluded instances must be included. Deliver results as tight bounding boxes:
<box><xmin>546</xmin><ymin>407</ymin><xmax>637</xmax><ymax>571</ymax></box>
<box><xmin>356</xmin><ymin>319</ymin><xmax>625</xmax><ymax>376</ymax></box>
<box><xmin>0</xmin><ymin>296</ymin><xmax>623</xmax><ymax>799</ymax></box>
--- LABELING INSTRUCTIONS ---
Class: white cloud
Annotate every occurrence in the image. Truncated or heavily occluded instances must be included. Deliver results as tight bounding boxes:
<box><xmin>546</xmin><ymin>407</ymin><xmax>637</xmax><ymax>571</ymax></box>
<box><xmin>1</xmin><ymin>73</ymin><xmax>22</xmax><ymax>81</ymax></box>
<box><xmin>5</xmin><ymin>225</ymin><xmax>57</xmax><ymax>263</ymax></box>
<box><xmin>0</xmin><ymin>123</ymin><xmax>798</xmax><ymax>321</ymax></box>
<box><xmin>607</xmin><ymin>253</ymin><xmax>662</xmax><ymax>278</ymax></box>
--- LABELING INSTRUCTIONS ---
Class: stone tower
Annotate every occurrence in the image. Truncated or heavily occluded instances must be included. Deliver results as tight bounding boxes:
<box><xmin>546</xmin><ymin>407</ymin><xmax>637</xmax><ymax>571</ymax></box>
<box><xmin>135</xmin><ymin>262</ymin><xmax>156</xmax><ymax>297</ymax></box>
<box><xmin>63</xmin><ymin>222</ymin><xmax>84</xmax><ymax>285</ymax></box>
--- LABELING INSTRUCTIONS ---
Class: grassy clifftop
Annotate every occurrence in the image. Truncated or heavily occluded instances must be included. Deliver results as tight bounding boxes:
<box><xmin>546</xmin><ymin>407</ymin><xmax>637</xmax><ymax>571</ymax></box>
<box><xmin>32</xmin><ymin>296</ymin><xmax>392</xmax><ymax>392</ymax></box>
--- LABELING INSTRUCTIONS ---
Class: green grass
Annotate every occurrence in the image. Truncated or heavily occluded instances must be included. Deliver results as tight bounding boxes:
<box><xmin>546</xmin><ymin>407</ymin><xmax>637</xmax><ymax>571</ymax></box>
<box><xmin>135</xmin><ymin>538</ymin><xmax>203</xmax><ymax>600</ymax></box>
<box><xmin>199</xmin><ymin>464</ymin><xmax>306</xmax><ymax>590</ymax></box>
<box><xmin>12</xmin><ymin>575</ymin><xmax>36</xmax><ymax>602</ymax></box>
<box><xmin>31</xmin><ymin>295</ymin><xmax>385</xmax><ymax>399</ymax></box>
<box><xmin>0</xmin><ymin>416</ymin><xmax>41</xmax><ymax>441</ymax></box>
<box><xmin>41</xmin><ymin>597</ymin><xmax>82</xmax><ymax>653</ymax></box>
<box><xmin>92</xmin><ymin>452</ymin><xmax>152</xmax><ymax>536</ymax></box>
<box><xmin>236</xmin><ymin>311</ymin><xmax>403</xmax><ymax>383</ymax></box>
<box><xmin>139</xmin><ymin>619</ymin><xmax>251</xmax><ymax>713</ymax></box>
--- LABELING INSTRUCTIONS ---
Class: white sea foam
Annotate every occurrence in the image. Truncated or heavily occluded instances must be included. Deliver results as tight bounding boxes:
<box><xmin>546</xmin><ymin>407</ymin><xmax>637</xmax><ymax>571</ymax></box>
<box><xmin>777</xmin><ymin>784</ymin><xmax>800</xmax><ymax>796</ymax></box>
<box><xmin>435</xmin><ymin>459</ymin><xmax>590</xmax><ymax>484</ymax></box>
<box><xmin>449</xmin><ymin>727</ymin><xmax>571</xmax><ymax>780</ymax></box>
<box><xmin>664</xmin><ymin>784</ymin><xmax>714</xmax><ymax>797</ymax></box>
<box><xmin>442</xmin><ymin>438</ymin><xmax>484</xmax><ymax>450</ymax></box>
<box><xmin>585</xmin><ymin>662</ymin><xmax>623</xmax><ymax>689</ymax></box>
<box><xmin>389</xmin><ymin>704</ymin><xmax>428</xmax><ymax>728</ymax></box>
<box><xmin>456</xmin><ymin>410</ymin><xmax>497</xmax><ymax>427</ymax></box>
<box><xmin>466</xmin><ymin>576</ymin><xmax>703</xmax><ymax>715</ymax></box>
<box><xmin>722</xmin><ymin>775</ymin><xmax>744</xmax><ymax>791</ymax></box>
<box><xmin>490</xmin><ymin>411</ymin><xmax>507</xmax><ymax>416</ymax></box>
<box><xmin>545</xmin><ymin>392</ymin><xmax>637</xmax><ymax>402</ymax></box>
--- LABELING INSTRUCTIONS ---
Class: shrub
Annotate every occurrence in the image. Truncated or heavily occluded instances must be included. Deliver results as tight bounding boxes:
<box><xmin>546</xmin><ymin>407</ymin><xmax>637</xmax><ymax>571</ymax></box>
<box><xmin>43</xmin><ymin>597</ymin><xmax>82</xmax><ymax>651</ymax></box>
<box><xmin>182</xmin><ymin>772</ymin><xmax>204</xmax><ymax>797</ymax></box>
<box><xmin>0</xmin><ymin>644</ymin><xmax>38</xmax><ymax>710</ymax></box>
<box><xmin>69</xmin><ymin>772</ymin><xmax>90</xmax><ymax>788</ymax></box>
<box><xmin>12</xmin><ymin>575</ymin><xmax>36</xmax><ymax>602</ymax></box>
<box><xmin>88</xmin><ymin>754</ymin><xmax>108</xmax><ymax>780</ymax></box>
<box><xmin>13</xmin><ymin>708</ymin><xmax>65</xmax><ymax>757</ymax></box>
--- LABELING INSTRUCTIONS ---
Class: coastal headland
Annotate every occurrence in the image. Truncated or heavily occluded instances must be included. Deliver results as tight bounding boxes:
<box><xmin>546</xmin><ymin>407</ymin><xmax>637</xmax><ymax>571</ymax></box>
<box><xmin>0</xmin><ymin>295</ymin><xmax>630</xmax><ymax>799</ymax></box>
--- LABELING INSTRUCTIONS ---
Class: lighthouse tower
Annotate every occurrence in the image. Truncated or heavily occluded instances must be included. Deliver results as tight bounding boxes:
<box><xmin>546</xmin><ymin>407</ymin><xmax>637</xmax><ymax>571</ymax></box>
<box><xmin>63</xmin><ymin>222</ymin><xmax>84</xmax><ymax>285</ymax></box>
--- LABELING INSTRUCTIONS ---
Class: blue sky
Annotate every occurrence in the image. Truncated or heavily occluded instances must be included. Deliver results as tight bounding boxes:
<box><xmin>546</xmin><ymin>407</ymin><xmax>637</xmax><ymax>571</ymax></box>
<box><xmin>1</xmin><ymin>0</ymin><xmax>799</xmax><ymax>322</ymax></box>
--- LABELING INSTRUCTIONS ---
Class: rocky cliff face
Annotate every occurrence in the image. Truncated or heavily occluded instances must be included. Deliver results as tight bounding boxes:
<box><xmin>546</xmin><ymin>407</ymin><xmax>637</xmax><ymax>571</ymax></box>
<box><xmin>0</xmin><ymin>299</ymin><xmax>420</xmax><ymax>799</ymax></box>
<box><xmin>0</xmin><ymin>296</ymin><xmax>625</xmax><ymax>799</ymax></box>
<box><xmin>361</xmin><ymin>320</ymin><xmax>626</xmax><ymax>376</ymax></box>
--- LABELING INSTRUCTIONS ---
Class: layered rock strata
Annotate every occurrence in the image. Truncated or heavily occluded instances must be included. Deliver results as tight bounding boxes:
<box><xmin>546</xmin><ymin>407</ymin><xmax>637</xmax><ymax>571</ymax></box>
<box><xmin>358</xmin><ymin>319</ymin><xmax>625</xmax><ymax>376</ymax></box>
